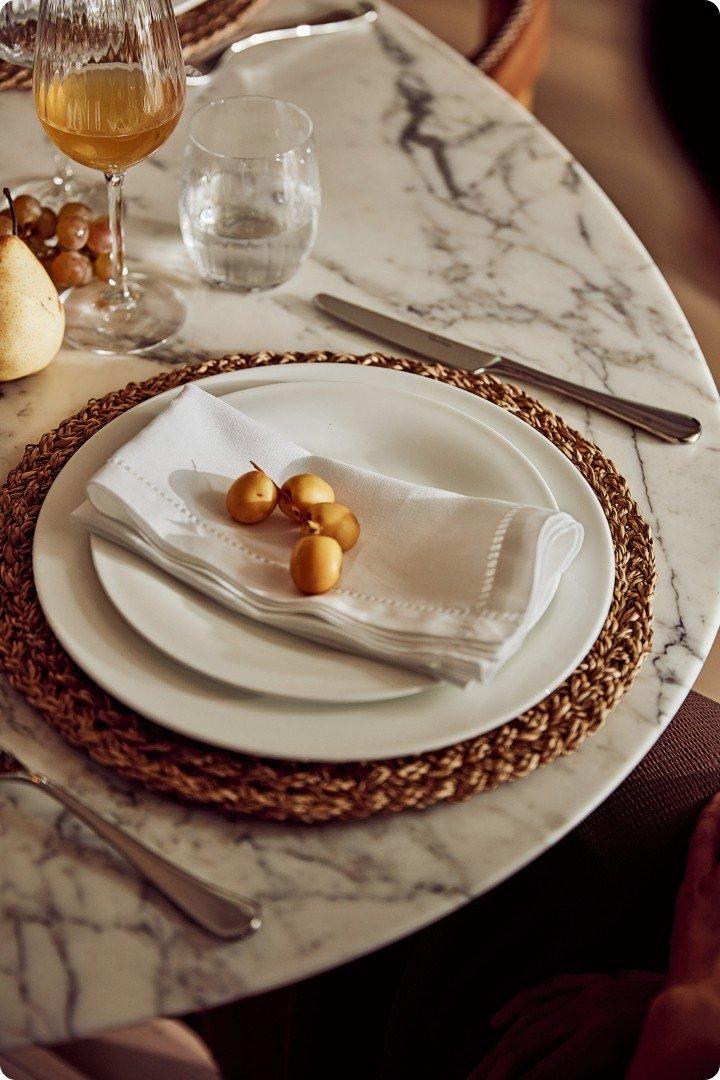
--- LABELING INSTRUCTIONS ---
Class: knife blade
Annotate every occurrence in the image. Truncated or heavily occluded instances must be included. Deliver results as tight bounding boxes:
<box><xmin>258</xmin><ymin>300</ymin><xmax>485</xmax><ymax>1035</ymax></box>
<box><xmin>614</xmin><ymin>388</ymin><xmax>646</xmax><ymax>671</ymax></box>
<box><xmin>314</xmin><ymin>293</ymin><xmax>701</xmax><ymax>444</ymax></box>
<box><xmin>316</xmin><ymin>293</ymin><xmax>503</xmax><ymax>373</ymax></box>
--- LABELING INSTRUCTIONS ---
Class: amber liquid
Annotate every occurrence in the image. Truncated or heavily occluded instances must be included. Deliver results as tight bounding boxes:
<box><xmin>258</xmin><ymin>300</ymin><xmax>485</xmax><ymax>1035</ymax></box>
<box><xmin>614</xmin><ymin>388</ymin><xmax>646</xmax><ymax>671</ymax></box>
<box><xmin>36</xmin><ymin>64</ymin><xmax>183</xmax><ymax>173</ymax></box>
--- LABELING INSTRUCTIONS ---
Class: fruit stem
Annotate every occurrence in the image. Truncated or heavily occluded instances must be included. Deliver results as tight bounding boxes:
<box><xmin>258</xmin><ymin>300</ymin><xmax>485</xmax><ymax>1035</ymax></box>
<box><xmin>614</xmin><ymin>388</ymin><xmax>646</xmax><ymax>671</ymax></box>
<box><xmin>2</xmin><ymin>188</ymin><xmax>17</xmax><ymax>236</ymax></box>
<box><xmin>251</xmin><ymin>460</ymin><xmax>304</xmax><ymax>521</ymax></box>
<box><xmin>250</xmin><ymin>460</ymin><xmax>281</xmax><ymax>490</ymax></box>
<box><xmin>278</xmin><ymin>488</ymin><xmax>305</xmax><ymax>522</ymax></box>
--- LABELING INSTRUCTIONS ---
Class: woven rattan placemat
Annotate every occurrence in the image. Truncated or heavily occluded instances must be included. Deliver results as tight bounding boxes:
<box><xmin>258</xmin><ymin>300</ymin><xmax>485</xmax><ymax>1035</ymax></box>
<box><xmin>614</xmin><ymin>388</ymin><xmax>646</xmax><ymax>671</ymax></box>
<box><xmin>0</xmin><ymin>0</ymin><xmax>266</xmax><ymax>91</ymax></box>
<box><xmin>0</xmin><ymin>352</ymin><xmax>655</xmax><ymax>823</ymax></box>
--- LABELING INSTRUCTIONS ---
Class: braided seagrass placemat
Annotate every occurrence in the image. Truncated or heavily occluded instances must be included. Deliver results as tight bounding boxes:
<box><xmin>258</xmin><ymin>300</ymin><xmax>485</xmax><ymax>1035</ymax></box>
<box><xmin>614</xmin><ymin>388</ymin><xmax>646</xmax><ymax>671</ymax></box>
<box><xmin>0</xmin><ymin>0</ymin><xmax>266</xmax><ymax>91</ymax></box>
<box><xmin>0</xmin><ymin>352</ymin><xmax>655</xmax><ymax>823</ymax></box>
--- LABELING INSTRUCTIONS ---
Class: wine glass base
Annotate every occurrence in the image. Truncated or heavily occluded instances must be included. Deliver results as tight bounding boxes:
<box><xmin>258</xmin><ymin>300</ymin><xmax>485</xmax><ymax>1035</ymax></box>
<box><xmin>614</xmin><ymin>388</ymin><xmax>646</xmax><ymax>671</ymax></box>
<box><xmin>14</xmin><ymin>175</ymin><xmax>105</xmax><ymax>213</ymax></box>
<box><xmin>62</xmin><ymin>272</ymin><xmax>185</xmax><ymax>355</ymax></box>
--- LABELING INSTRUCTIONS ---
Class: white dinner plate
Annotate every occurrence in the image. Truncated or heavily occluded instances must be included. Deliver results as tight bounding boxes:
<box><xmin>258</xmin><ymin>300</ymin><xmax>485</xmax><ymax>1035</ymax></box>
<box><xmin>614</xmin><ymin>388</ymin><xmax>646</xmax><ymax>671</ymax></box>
<box><xmin>90</xmin><ymin>381</ymin><xmax>555</xmax><ymax>703</ymax></box>
<box><xmin>33</xmin><ymin>365</ymin><xmax>614</xmax><ymax>761</ymax></box>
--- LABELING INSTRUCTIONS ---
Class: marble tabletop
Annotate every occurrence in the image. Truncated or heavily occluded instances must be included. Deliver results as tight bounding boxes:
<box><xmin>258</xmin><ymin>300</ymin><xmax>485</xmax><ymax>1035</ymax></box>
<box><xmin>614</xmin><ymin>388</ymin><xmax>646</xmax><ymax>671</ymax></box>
<box><xmin>2</xmin><ymin>1</ymin><xmax>720</xmax><ymax>1051</ymax></box>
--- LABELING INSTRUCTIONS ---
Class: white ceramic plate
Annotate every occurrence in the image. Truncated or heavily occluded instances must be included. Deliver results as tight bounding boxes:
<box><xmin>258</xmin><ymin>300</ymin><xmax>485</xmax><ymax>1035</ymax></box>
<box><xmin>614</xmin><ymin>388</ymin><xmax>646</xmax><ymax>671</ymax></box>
<box><xmin>90</xmin><ymin>381</ymin><xmax>555</xmax><ymax>703</ymax></box>
<box><xmin>33</xmin><ymin>365</ymin><xmax>614</xmax><ymax>761</ymax></box>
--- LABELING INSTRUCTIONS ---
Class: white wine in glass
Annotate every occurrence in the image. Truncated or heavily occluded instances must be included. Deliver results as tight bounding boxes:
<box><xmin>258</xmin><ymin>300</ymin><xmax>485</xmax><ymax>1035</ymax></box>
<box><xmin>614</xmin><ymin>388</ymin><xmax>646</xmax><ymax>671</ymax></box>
<box><xmin>33</xmin><ymin>0</ymin><xmax>186</xmax><ymax>354</ymax></box>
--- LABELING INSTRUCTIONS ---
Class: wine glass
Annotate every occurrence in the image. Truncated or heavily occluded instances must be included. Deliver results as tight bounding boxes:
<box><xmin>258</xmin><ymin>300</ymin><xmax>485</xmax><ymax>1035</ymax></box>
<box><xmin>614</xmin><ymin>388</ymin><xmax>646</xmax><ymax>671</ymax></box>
<box><xmin>33</xmin><ymin>0</ymin><xmax>186</xmax><ymax>354</ymax></box>
<box><xmin>0</xmin><ymin>0</ymin><xmax>100</xmax><ymax>207</ymax></box>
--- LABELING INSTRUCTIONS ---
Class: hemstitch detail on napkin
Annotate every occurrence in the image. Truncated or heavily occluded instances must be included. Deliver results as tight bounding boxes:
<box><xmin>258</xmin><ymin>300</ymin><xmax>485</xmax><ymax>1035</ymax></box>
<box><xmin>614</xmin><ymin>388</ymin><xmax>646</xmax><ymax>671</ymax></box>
<box><xmin>476</xmin><ymin>507</ymin><xmax>519</xmax><ymax>609</ymax></box>
<box><xmin>106</xmin><ymin>456</ymin><xmax>523</xmax><ymax>622</ymax></box>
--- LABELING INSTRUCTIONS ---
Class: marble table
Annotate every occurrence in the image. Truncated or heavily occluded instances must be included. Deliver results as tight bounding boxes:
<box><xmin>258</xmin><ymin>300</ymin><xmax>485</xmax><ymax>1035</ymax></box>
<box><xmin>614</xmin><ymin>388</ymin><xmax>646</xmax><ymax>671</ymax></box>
<box><xmin>1</xmin><ymin>1</ymin><xmax>720</xmax><ymax>1051</ymax></box>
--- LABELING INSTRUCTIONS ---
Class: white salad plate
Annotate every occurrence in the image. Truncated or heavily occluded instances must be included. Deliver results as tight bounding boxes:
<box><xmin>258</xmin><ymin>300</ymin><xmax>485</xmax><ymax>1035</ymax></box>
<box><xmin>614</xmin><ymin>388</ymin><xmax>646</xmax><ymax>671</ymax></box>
<box><xmin>90</xmin><ymin>381</ymin><xmax>555</xmax><ymax>704</ymax></box>
<box><xmin>33</xmin><ymin>364</ymin><xmax>614</xmax><ymax>762</ymax></box>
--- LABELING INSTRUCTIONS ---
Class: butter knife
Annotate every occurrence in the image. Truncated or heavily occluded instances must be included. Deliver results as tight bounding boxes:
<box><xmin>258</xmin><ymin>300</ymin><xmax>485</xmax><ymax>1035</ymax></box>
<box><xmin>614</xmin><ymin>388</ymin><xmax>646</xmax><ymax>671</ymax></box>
<box><xmin>315</xmin><ymin>293</ymin><xmax>701</xmax><ymax>443</ymax></box>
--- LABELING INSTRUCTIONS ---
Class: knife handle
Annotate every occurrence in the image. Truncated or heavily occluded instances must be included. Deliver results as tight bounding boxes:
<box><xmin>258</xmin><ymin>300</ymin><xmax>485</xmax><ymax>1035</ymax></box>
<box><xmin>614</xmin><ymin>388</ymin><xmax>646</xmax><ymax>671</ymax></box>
<box><xmin>491</xmin><ymin>358</ymin><xmax>701</xmax><ymax>444</ymax></box>
<box><xmin>19</xmin><ymin>775</ymin><xmax>262</xmax><ymax>939</ymax></box>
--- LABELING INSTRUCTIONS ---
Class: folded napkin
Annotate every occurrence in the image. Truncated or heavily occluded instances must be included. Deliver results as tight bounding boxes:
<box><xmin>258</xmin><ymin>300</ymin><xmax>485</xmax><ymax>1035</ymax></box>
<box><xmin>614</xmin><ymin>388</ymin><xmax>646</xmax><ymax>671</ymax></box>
<box><xmin>74</xmin><ymin>384</ymin><xmax>583</xmax><ymax>687</ymax></box>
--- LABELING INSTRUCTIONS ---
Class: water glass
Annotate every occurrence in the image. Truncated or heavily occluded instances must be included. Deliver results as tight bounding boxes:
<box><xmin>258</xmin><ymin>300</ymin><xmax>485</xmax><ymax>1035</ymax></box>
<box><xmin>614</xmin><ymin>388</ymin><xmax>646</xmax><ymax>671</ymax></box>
<box><xmin>180</xmin><ymin>96</ymin><xmax>320</xmax><ymax>291</ymax></box>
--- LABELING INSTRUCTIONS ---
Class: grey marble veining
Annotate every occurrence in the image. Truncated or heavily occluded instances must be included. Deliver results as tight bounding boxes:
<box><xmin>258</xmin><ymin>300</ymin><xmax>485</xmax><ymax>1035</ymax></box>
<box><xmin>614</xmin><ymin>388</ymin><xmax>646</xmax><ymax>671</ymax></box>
<box><xmin>1</xmin><ymin>1</ymin><xmax>720</xmax><ymax>1050</ymax></box>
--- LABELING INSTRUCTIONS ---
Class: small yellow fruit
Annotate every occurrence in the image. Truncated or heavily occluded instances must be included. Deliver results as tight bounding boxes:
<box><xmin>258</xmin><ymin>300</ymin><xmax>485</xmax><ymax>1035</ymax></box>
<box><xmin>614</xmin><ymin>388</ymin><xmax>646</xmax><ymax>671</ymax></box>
<box><xmin>226</xmin><ymin>469</ymin><xmax>278</xmax><ymax>524</ymax></box>
<box><xmin>280</xmin><ymin>473</ymin><xmax>334</xmax><ymax>519</ymax></box>
<box><xmin>302</xmin><ymin>502</ymin><xmax>360</xmax><ymax>552</ymax></box>
<box><xmin>290</xmin><ymin>535</ymin><xmax>343</xmax><ymax>595</ymax></box>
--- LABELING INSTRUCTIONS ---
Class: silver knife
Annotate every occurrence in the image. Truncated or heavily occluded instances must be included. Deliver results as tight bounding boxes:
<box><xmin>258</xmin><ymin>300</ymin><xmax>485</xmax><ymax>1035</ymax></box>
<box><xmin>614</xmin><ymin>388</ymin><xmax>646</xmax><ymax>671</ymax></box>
<box><xmin>315</xmin><ymin>293</ymin><xmax>701</xmax><ymax>444</ymax></box>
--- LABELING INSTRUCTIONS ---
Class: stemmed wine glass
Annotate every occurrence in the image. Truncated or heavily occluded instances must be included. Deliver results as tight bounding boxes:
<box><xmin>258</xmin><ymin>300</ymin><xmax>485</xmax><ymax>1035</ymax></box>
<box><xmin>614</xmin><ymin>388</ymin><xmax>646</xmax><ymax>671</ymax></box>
<box><xmin>33</xmin><ymin>0</ymin><xmax>186</xmax><ymax>354</ymax></box>
<box><xmin>0</xmin><ymin>0</ymin><xmax>100</xmax><ymax>207</ymax></box>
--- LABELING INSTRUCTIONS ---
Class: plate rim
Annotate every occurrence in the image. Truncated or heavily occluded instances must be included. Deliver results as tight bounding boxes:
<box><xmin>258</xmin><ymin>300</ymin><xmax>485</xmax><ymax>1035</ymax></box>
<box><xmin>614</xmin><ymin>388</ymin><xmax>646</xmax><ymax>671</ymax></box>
<box><xmin>32</xmin><ymin>364</ymin><xmax>614</xmax><ymax>761</ymax></box>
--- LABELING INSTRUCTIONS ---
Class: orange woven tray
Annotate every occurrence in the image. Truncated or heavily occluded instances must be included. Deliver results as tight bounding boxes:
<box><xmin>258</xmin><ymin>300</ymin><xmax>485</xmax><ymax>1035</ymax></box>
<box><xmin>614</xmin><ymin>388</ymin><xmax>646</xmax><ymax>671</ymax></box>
<box><xmin>0</xmin><ymin>351</ymin><xmax>655</xmax><ymax>823</ymax></box>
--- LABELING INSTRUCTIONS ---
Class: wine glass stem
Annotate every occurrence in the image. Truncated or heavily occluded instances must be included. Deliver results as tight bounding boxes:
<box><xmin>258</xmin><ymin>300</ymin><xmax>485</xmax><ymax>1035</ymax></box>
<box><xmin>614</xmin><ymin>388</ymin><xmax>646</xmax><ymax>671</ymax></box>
<box><xmin>105</xmin><ymin>171</ymin><xmax>132</xmax><ymax>305</ymax></box>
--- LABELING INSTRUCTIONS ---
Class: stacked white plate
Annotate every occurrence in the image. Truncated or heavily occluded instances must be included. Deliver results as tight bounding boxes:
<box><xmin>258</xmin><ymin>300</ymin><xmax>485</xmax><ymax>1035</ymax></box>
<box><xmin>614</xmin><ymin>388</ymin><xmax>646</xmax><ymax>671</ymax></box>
<box><xmin>32</xmin><ymin>366</ymin><xmax>614</xmax><ymax>762</ymax></box>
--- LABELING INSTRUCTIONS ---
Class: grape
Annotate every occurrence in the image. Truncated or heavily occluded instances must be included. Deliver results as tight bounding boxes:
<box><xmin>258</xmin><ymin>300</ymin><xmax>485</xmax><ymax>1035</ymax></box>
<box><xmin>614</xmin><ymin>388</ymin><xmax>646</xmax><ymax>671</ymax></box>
<box><xmin>57</xmin><ymin>201</ymin><xmax>92</xmax><ymax>222</ymax></box>
<box><xmin>26</xmin><ymin>235</ymin><xmax>49</xmax><ymax>256</ymax></box>
<box><xmin>12</xmin><ymin>194</ymin><xmax>42</xmax><ymax>227</ymax></box>
<box><xmin>56</xmin><ymin>214</ymin><xmax>90</xmax><ymax>251</ymax></box>
<box><xmin>87</xmin><ymin>217</ymin><xmax>112</xmax><ymax>254</ymax></box>
<box><xmin>93</xmin><ymin>252</ymin><xmax>113</xmax><ymax>281</ymax></box>
<box><xmin>50</xmin><ymin>250</ymin><xmax>92</xmax><ymax>288</ymax></box>
<box><xmin>34</xmin><ymin>207</ymin><xmax>57</xmax><ymax>240</ymax></box>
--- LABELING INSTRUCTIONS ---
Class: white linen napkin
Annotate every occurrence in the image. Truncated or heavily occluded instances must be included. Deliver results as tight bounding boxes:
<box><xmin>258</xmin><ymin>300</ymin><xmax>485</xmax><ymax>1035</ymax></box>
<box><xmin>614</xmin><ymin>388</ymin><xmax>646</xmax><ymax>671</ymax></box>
<box><xmin>74</xmin><ymin>383</ymin><xmax>583</xmax><ymax>686</ymax></box>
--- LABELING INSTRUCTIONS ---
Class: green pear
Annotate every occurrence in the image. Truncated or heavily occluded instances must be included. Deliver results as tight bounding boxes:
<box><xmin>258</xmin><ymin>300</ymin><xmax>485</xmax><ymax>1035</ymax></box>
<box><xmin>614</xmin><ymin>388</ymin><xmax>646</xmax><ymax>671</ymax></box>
<box><xmin>0</xmin><ymin>228</ymin><xmax>65</xmax><ymax>383</ymax></box>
